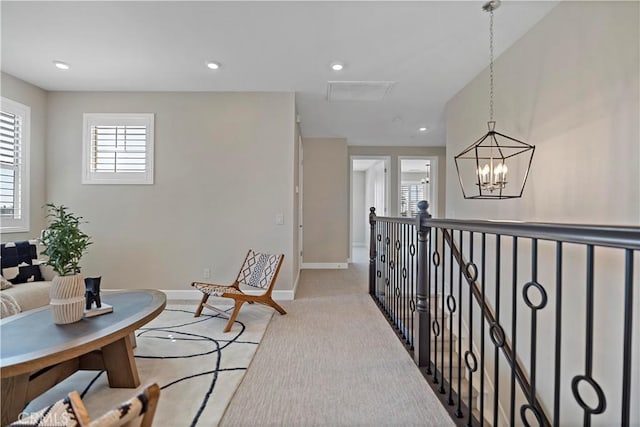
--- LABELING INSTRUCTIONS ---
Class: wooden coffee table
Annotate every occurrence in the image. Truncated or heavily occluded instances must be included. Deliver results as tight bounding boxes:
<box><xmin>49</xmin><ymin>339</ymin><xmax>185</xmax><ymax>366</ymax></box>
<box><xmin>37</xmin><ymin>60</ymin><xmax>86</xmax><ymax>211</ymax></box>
<box><xmin>0</xmin><ymin>289</ymin><xmax>166</xmax><ymax>425</ymax></box>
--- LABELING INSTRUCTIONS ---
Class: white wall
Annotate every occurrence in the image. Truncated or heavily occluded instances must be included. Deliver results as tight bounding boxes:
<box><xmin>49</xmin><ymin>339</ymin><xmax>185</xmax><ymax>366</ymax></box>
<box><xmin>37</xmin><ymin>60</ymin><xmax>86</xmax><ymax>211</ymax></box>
<box><xmin>445</xmin><ymin>2</ymin><xmax>639</xmax><ymax>424</ymax></box>
<box><xmin>0</xmin><ymin>73</ymin><xmax>48</xmax><ymax>242</ymax></box>
<box><xmin>352</xmin><ymin>171</ymin><xmax>366</xmax><ymax>246</ymax></box>
<box><xmin>45</xmin><ymin>91</ymin><xmax>296</xmax><ymax>293</ymax></box>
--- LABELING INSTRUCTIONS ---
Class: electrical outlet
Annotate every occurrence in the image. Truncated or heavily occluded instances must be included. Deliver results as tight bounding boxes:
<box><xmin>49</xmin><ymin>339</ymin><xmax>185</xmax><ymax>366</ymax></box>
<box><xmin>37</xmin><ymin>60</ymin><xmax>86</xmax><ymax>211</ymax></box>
<box><xmin>203</xmin><ymin>268</ymin><xmax>211</xmax><ymax>279</ymax></box>
<box><xmin>276</xmin><ymin>213</ymin><xmax>284</xmax><ymax>225</ymax></box>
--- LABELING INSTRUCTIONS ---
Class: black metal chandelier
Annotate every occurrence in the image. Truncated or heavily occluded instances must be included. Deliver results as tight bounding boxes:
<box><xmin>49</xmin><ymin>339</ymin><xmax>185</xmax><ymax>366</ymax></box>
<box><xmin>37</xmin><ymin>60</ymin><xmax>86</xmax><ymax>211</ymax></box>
<box><xmin>454</xmin><ymin>0</ymin><xmax>535</xmax><ymax>200</ymax></box>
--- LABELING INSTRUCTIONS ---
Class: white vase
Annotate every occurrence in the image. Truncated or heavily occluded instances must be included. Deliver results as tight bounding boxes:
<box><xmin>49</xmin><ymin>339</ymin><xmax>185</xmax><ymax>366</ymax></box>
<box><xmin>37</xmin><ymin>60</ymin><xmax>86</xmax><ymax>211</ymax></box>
<box><xmin>50</xmin><ymin>273</ymin><xmax>85</xmax><ymax>324</ymax></box>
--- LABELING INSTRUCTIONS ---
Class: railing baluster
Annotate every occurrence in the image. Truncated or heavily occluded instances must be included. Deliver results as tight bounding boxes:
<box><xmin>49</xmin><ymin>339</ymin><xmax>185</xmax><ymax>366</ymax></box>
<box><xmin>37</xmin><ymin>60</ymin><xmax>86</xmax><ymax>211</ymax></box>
<box><xmin>405</xmin><ymin>223</ymin><xmax>410</xmax><ymax>342</ymax></box>
<box><xmin>440</xmin><ymin>229</ymin><xmax>446</xmax><ymax>394</ymax></box>
<box><xmin>466</xmin><ymin>232</ymin><xmax>475</xmax><ymax>427</ymax></box>
<box><xmin>621</xmin><ymin>249</ymin><xmax>633</xmax><ymax>426</ymax></box>
<box><xmin>456</xmin><ymin>229</ymin><xmax>464</xmax><ymax>418</ymax></box>
<box><xmin>410</xmin><ymin>224</ymin><xmax>416</xmax><ymax>349</ymax></box>
<box><xmin>480</xmin><ymin>232</ymin><xmax>486</xmax><ymax>426</ymax></box>
<box><xmin>493</xmin><ymin>234</ymin><xmax>501</xmax><ymax>427</ymax></box>
<box><xmin>571</xmin><ymin>244</ymin><xmax>606</xmax><ymax>427</ymax></box>
<box><xmin>386</xmin><ymin>221</ymin><xmax>391</xmax><ymax>316</ymax></box>
<box><xmin>433</xmin><ymin>226</ymin><xmax>440</xmax><ymax>384</ymax></box>
<box><xmin>553</xmin><ymin>241</ymin><xmax>563</xmax><ymax>426</ymax></box>
<box><xmin>448</xmin><ymin>228</ymin><xmax>455</xmax><ymax>406</ymax></box>
<box><xmin>402</xmin><ymin>224</ymin><xmax>406</xmax><ymax>341</ymax></box>
<box><xmin>521</xmin><ymin>238</ymin><xmax>545</xmax><ymax>425</ymax></box>
<box><xmin>510</xmin><ymin>236</ymin><xmax>518</xmax><ymax>426</ymax></box>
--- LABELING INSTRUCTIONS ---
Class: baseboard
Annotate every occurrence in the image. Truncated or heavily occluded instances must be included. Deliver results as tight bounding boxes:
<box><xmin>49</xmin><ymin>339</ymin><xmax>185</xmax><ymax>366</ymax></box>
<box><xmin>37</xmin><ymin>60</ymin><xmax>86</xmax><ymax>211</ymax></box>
<box><xmin>161</xmin><ymin>289</ymin><xmax>295</xmax><ymax>301</ymax></box>
<box><xmin>301</xmin><ymin>262</ymin><xmax>348</xmax><ymax>269</ymax></box>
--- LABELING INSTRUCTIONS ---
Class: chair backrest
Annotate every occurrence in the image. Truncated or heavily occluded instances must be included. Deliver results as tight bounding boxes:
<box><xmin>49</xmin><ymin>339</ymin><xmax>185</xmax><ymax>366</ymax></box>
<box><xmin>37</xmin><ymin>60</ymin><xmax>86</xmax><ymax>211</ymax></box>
<box><xmin>236</xmin><ymin>250</ymin><xmax>284</xmax><ymax>290</ymax></box>
<box><xmin>9</xmin><ymin>390</ymin><xmax>90</xmax><ymax>426</ymax></box>
<box><xmin>9</xmin><ymin>384</ymin><xmax>159</xmax><ymax>427</ymax></box>
<box><xmin>89</xmin><ymin>383</ymin><xmax>160</xmax><ymax>427</ymax></box>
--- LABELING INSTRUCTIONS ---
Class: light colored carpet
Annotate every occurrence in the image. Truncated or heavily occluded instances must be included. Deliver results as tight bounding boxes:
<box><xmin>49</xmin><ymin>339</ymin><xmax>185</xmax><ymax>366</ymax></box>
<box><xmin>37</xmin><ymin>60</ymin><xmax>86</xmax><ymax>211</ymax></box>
<box><xmin>23</xmin><ymin>304</ymin><xmax>273</xmax><ymax>426</ymax></box>
<box><xmin>221</xmin><ymin>263</ymin><xmax>455</xmax><ymax>427</ymax></box>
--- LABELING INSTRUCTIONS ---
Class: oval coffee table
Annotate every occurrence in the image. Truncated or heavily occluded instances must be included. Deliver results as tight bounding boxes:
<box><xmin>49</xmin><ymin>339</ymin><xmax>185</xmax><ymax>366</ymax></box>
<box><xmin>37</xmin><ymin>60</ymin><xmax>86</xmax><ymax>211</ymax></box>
<box><xmin>0</xmin><ymin>289</ymin><xmax>166</xmax><ymax>425</ymax></box>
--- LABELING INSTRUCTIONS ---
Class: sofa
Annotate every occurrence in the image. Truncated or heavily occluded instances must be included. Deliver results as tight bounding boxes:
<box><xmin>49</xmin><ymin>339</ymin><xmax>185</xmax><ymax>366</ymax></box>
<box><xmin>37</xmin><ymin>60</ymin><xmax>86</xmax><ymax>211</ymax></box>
<box><xmin>0</xmin><ymin>240</ymin><xmax>54</xmax><ymax>318</ymax></box>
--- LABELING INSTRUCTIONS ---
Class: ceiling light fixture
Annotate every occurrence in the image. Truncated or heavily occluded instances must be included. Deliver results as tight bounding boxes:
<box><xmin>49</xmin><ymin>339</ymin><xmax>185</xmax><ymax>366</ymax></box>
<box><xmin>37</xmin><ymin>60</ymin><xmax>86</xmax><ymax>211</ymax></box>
<box><xmin>453</xmin><ymin>0</ymin><xmax>535</xmax><ymax>200</ymax></box>
<box><xmin>419</xmin><ymin>127</ymin><xmax>428</xmax><ymax>132</ymax></box>
<box><xmin>330</xmin><ymin>62</ymin><xmax>344</xmax><ymax>71</ymax></box>
<box><xmin>206</xmin><ymin>61</ymin><xmax>221</xmax><ymax>70</ymax></box>
<box><xmin>53</xmin><ymin>61</ymin><xmax>70</xmax><ymax>70</ymax></box>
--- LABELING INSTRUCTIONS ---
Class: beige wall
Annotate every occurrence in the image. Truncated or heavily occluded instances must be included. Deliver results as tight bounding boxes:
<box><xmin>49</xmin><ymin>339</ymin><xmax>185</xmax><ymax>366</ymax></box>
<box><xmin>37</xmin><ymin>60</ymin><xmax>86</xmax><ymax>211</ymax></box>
<box><xmin>348</xmin><ymin>146</ymin><xmax>446</xmax><ymax>218</ymax></box>
<box><xmin>0</xmin><ymin>73</ymin><xmax>48</xmax><ymax>242</ymax></box>
<box><xmin>445</xmin><ymin>2</ymin><xmax>639</xmax><ymax>423</ymax></box>
<box><xmin>302</xmin><ymin>137</ymin><xmax>348</xmax><ymax>264</ymax></box>
<box><xmin>446</xmin><ymin>2</ymin><xmax>639</xmax><ymax>225</ymax></box>
<box><xmin>45</xmin><ymin>91</ymin><xmax>297</xmax><ymax>292</ymax></box>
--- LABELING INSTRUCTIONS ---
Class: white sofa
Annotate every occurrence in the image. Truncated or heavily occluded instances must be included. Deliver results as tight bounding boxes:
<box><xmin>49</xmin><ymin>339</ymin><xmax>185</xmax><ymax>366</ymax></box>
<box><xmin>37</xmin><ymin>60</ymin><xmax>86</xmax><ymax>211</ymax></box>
<box><xmin>0</xmin><ymin>240</ymin><xmax>54</xmax><ymax>318</ymax></box>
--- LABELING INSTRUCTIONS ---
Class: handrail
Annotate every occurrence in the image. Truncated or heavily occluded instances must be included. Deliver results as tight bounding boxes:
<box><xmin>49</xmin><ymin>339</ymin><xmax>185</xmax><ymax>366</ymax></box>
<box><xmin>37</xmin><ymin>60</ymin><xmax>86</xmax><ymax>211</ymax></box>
<box><xmin>421</xmin><ymin>218</ymin><xmax>640</xmax><ymax>250</ymax></box>
<box><xmin>373</xmin><ymin>215</ymin><xmax>419</xmax><ymax>225</ymax></box>
<box><xmin>442</xmin><ymin>229</ymin><xmax>551</xmax><ymax>427</ymax></box>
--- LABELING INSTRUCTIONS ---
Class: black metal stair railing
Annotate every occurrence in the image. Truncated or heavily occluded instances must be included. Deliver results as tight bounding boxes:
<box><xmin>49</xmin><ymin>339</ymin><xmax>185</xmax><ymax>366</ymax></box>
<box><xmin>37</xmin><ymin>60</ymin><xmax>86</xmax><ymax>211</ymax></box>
<box><xmin>369</xmin><ymin>200</ymin><xmax>639</xmax><ymax>427</ymax></box>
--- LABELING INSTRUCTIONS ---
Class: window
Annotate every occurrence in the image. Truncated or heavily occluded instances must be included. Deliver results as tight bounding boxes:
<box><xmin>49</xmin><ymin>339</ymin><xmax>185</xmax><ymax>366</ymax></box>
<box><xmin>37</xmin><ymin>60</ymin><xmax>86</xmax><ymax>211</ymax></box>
<box><xmin>0</xmin><ymin>97</ymin><xmax>30</xmax><ymax>233</ymax></box>
<box><xmin>82</xmin><ymin>113</ymin><xmax>154</xmax><ymax>184</ymax></box>
<box><xmin>400</xmin><ymin>183</ymin><xmax>424</xmax><ymax>217</ymax></box>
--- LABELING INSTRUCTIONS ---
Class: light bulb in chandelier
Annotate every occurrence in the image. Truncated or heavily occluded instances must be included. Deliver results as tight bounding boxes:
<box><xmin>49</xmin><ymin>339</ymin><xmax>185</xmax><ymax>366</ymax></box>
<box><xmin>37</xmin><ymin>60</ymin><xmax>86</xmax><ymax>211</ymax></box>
<box><xmin>477</xmin><ymin>161</ymin><xmax>508</xmax><ymax>192</ymax></box>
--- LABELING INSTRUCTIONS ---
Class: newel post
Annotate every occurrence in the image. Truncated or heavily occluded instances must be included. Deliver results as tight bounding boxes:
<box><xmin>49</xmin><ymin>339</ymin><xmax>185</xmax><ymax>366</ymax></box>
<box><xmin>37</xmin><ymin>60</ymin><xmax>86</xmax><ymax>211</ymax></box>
<box><xmin>414</xmin><ymin>200</ymin><xmax>432</xmax><ymax>368</ymax></box>
<box><xmin>369</xmin><ymin>207</ymin><xmax>377</xmax><ymax>296</ymax></box>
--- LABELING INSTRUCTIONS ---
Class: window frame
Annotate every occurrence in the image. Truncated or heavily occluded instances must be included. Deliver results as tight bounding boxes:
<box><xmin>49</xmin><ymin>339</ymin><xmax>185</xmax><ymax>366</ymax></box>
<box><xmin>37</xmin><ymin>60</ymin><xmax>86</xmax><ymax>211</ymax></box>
<box><xmin>82</xmin><ymin>113</ymin><xmax>155</xmax><ymax>185</ymax></box>
<box><xmin>0</xmin><ymin>97</ymin><xmax>30</xmax><ymax>233</ymax></box>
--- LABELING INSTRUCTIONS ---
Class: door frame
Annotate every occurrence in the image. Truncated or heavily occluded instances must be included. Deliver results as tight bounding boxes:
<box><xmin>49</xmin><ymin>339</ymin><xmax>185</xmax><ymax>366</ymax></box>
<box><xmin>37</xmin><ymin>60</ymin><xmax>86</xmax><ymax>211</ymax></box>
<box><xmin>397</xmin><ymin>156</ymin><xmax>438</xmax><ymax>218</ymax></box>
<box><xmin>298</xmin><ymin>134</ymin><xmax>304</xmax><ymax>266</ymax></box>
<box><xmin>349</xmin><ymin>155</ymin><xmax>391</xmax><ymax>263</ymax></box>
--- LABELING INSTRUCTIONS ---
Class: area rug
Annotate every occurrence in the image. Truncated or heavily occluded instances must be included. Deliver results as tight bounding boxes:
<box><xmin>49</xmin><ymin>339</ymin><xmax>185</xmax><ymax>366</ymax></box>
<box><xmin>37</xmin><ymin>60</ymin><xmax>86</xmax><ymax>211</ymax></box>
<box><xmin>23</xmin><ymin>303</ymin><xmax>274</xmax><ymax>426</ymax></box>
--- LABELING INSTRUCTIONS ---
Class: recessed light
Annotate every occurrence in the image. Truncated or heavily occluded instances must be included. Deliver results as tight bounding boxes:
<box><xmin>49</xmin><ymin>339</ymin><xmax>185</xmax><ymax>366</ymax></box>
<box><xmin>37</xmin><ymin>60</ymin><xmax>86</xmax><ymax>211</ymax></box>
<box><xmin>330</xmin><ymin>62</ymin><xmax>344</xmax><ymax>71</ymax></box>
<box><xmin>53</xmin><ymin>61</ymin><xmax>70</xmax><ymax>70</ymax></box>
<box><xmin>206</xmin><ymin>61</ymin><xmax>221</xmax><ymax>70</ymax></box>
<box><xmin>419</xmin><ymin>127</ymin><xmax>428</xmax><ymax>132</ymax></box>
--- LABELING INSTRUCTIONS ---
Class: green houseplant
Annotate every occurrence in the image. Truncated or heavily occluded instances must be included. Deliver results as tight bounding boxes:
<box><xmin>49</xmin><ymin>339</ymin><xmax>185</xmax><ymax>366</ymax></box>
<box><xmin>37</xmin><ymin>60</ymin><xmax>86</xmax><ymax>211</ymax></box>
<box><xmin>40</xmin><ymin>204</ymin><xmax>92</xmax><ymax>324</ymax></box>
<box><xmin>40</xmin><ymin>204</ymin><xmax>92</xmax><ymax>276</ymax></box>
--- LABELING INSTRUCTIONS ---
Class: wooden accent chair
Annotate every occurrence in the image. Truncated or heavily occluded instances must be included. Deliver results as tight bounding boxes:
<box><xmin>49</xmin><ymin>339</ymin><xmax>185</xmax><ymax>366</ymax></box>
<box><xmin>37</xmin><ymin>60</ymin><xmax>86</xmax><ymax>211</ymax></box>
<box><xmin>192</xmin><ymin>250</ymin><xmax>286</xmax><ymax>332</ymax></box>
<box><xmin>9</xmin><ymin>383</ymin><xmax>160</xmax><ymax>427</ymax></box>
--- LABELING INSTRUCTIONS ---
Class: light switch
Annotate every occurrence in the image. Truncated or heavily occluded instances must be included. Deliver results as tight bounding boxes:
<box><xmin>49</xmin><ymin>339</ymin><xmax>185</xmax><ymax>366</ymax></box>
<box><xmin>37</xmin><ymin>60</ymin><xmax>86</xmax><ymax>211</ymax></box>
<box><xmin>276</xmin><ymin>213</ymin><xmax>284</xmax><ymax>225</ymax></box>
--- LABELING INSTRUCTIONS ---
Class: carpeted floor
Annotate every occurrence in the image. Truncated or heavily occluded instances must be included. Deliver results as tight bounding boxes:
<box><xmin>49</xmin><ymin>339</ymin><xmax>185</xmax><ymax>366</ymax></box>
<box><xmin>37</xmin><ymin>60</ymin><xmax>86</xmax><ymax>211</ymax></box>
<box><xmin>220</xmin><ymin>262</ymin><xmax>454</xmax><ymax>427</ymax></box>
<box><xmin>22</xmin><ymin>304</ymin><xmax>274</xmax><ymax>426</ymax></box>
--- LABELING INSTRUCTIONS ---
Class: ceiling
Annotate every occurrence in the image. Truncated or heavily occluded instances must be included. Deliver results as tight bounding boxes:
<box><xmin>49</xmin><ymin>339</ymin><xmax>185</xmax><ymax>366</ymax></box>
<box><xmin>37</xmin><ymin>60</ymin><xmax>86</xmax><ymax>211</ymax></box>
<box><xmin>0</xmin><ymin>1</ymin><xmax>557</xmax><ymax>147</ymax></box>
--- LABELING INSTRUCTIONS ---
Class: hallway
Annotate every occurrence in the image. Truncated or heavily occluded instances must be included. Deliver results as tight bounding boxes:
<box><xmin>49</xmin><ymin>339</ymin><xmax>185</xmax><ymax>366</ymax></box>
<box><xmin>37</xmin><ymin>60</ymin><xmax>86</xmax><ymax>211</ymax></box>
<box><xmin>221</xmin><ymin>263</ymin><xmax>454</xmax><ymax>426</ymax></box>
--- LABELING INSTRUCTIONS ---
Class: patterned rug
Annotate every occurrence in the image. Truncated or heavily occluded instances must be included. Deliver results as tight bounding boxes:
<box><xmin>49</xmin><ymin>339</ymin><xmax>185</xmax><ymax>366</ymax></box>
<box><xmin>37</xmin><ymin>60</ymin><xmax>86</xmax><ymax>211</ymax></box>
<box><xmin>23</xmin><ymin>303</ymin><xmax>274</xmax><ymax>426</ymax></box>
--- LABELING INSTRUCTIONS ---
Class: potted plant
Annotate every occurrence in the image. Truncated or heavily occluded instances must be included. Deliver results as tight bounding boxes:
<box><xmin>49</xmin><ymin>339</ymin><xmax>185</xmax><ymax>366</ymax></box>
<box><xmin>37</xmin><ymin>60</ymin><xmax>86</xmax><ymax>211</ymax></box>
<box><xmin>40</xmin><ymin>203</ymin><xmax>92</xmax><ymax>324</ymax></box>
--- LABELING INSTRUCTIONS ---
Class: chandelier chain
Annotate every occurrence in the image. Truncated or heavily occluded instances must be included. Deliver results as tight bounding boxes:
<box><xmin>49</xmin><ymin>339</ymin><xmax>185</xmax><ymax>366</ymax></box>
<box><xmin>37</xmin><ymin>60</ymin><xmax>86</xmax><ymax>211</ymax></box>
<box><xmin>489</xmin><ymin>9</ymin><xmax>494</xmax><ymax>122</ymax></box>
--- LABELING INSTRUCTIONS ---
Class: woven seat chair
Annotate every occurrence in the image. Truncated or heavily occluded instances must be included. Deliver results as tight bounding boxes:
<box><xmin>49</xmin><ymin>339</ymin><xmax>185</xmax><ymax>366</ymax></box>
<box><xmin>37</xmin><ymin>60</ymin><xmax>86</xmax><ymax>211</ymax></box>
<box><xmin>192</xmin><ymin>250</ymin><xmax>286</xmax><ymax>332</ymax></box>
<box><xmin>10</xmin><ymin>383</ymin><xmax>160</xmax><ymax>427</ymax></box>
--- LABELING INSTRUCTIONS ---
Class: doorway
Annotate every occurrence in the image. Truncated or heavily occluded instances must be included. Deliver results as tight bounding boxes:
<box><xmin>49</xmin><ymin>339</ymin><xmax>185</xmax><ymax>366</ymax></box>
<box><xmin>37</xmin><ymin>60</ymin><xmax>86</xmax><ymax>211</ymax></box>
<box><xmin>398</xmin><ymin>157</ymin><xmax>438</xmax><ymax>218</ymax></box>
<box><xmin>350</xmin><ymin>156</ymin><xmax>390</xmax><ymax>264</ymax></box>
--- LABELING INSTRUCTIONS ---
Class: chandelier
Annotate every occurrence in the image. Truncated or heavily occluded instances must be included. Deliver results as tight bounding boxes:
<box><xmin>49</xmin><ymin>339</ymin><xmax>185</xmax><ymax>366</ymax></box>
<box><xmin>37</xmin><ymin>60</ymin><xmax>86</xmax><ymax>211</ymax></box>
<box><xmin>454</xmin><ymin>0</ymin><xmax>535</xmax><ymax>200</ymax></box>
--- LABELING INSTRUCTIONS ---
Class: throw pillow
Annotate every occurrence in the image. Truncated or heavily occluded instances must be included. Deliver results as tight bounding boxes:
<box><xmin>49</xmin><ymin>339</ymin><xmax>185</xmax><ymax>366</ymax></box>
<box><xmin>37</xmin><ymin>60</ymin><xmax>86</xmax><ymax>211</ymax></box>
<box><xmin>2</xmin><ymin>262</ymin><xmax>43</xmax><ymax>284</ymax></box>
<box><xmin>0</xmin><ymin>275</ymin><xmax>12</xmax><ymax>290</ymax></box>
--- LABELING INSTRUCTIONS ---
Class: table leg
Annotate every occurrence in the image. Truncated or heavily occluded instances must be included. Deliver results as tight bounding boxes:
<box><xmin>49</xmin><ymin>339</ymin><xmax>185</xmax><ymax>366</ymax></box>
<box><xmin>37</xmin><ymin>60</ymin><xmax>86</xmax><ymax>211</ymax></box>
<box><xmin>1</xmin><ymin>373</ymin><xmax>29</xmax><ymax>425</ymax></box>
<box><xmin>102</xmin><ymin>334</ymin><xmax>140</xmax><ymax>388</ymax></box>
